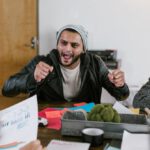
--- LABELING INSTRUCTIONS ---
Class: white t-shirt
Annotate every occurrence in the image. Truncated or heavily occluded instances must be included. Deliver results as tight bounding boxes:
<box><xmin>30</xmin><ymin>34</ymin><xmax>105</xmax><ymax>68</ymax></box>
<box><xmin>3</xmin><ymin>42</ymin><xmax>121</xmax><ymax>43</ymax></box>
<box><xmin>60</xmin><ymin>64</ymin><xmax>81</xmax><ymax>101</ymax></box>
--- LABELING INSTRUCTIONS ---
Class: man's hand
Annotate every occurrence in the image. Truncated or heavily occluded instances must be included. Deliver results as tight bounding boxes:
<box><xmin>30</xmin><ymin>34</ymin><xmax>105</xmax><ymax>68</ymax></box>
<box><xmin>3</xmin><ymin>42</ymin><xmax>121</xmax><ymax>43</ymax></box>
<box><xmin>108</xmin><ymin>69</ymin><xmax>125</xmax><ymax>87</ymax></box>
<box><xmin>34</xmin><ymin>61</ymin><xmax>53</xmax><ymax>82</ymax></box>
<box><xmin>20</xmin><ymin>140</ymin><xmax>45</xmax><ymax>150</ymax></box>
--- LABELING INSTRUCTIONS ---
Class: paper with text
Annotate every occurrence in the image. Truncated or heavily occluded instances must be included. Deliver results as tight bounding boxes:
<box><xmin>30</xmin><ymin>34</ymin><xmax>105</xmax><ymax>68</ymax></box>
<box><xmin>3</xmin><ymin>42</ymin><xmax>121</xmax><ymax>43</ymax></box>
<box><xmin>0</xmin><ymin>95</ymin><xmax>38</xmax><ymax>150</ymax></box>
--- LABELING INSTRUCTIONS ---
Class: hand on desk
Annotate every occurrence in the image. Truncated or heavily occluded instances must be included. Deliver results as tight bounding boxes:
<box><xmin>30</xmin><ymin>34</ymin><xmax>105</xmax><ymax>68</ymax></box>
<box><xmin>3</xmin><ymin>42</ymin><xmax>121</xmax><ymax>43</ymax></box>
<box><xmin>20</xmin><ymin>140</ymin><xmax>46</xmax><ymax>150</ymax></box>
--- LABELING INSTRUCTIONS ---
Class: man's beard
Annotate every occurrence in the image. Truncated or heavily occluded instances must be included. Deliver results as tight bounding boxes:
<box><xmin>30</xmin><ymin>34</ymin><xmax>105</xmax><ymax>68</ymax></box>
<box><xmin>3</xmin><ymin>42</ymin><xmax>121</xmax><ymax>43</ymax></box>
<box><xmin>59</xmin><ymin>52</ymin><xmax>81</xmax><ymax>67</ymax></box>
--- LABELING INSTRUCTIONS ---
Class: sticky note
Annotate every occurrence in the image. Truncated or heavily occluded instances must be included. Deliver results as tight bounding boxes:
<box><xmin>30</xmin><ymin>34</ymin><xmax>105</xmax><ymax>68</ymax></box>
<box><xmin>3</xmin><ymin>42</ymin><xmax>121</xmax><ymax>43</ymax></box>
<box><xmin>129</xmin><ymin>108</ymin><xmax>140</xmax><ymax>114</ymax></box>
<box><xmin>73</xmin><ymin>102</ymin><xmax>87</xmax><ymax>107</ymax></box>
<box><xmin>45</xmin><ymin>110</ymin><xmax>61</xmax><ymax>118</ymax></box>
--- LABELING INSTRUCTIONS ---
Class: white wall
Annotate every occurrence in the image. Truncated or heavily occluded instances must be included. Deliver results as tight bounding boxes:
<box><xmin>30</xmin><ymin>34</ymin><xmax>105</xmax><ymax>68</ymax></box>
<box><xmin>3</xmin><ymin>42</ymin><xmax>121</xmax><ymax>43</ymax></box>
<box><xmin>39</xmin><ymin>0</ymin><xmax>150</xmax><ymax>87</ymax></box>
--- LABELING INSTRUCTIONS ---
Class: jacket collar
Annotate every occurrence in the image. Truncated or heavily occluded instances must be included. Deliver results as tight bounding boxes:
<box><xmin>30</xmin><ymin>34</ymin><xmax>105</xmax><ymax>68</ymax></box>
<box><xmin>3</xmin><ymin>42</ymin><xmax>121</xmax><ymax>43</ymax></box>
<box><xmin>47</xmin><ymin>49</ymin><xmax>91</xmax><ymax>98</ymax></box>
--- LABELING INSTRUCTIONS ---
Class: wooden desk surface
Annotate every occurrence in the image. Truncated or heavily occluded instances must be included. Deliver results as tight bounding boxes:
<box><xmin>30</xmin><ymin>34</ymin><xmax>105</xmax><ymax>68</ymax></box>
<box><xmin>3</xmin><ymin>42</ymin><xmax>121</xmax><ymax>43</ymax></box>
<box><xmin>0</xmin><ymin>95</ymin><xmax>110</xmax><ymax>150</ymax></box>
<box><xmin>38</xmin><ymin>126</ymin><xmax>106</xmax><ymax>150</ymax></box>
<box><xmin>38</xmin><ymin>100</ymin><xmax>107</xmax><ymax>150</ymax></box>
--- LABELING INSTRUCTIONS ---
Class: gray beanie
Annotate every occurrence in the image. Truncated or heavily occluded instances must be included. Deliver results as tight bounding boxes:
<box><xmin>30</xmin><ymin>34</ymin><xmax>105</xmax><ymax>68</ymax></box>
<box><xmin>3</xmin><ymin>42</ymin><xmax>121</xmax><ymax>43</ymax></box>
<box><xmin>56</xmin><ymin>24</ymin><xmax>88</xmax><ymax>51</ymax></box>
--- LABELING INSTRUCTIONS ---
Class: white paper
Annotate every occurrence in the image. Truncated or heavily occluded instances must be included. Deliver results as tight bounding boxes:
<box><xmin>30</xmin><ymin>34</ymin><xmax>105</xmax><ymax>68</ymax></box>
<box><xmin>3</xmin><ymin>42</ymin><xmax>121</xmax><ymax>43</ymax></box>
<box><xmin>47</xmin><ymin>139</ymin><xmax>90</xmax><ymax>150</ymax></box>
<box><xmin>0</xmin><ymin>95</ymin><xmax>38</xmax><ymax>150</ymax></box>
<box><xmin>113</xmin><ymin>101</ymin><xmax>133</xmax><ymax>114</ymax></box>
<box><xmin>121</xmin><ymin>130</ymin><xmax>150</xmax><ymax>150</ymax></box>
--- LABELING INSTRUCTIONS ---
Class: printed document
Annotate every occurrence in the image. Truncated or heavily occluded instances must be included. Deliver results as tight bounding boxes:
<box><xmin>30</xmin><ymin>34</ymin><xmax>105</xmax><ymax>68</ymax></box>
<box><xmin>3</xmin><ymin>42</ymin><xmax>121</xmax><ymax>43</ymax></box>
<box><xmin>0</xmin><ymin>95</ymin><xmax>38</xmax><ymax>150</ymax></box>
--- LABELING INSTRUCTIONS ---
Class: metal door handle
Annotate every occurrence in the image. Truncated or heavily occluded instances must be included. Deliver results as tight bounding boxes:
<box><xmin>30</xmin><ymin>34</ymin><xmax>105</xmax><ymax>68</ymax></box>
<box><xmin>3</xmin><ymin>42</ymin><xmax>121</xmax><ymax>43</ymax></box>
<box><xmin>25</xmin><ymin>36</ymin><xmax>38</xmax><ymax>49</ymax></box>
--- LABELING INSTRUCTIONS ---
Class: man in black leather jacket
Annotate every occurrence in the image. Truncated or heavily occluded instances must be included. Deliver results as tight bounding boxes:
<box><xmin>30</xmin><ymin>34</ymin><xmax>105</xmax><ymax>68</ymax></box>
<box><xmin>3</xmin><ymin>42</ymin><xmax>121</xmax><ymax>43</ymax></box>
<box><xmin>2</xmin><ymin>24</ymin><xmax>129</xmax><ymax>103</ymax></box>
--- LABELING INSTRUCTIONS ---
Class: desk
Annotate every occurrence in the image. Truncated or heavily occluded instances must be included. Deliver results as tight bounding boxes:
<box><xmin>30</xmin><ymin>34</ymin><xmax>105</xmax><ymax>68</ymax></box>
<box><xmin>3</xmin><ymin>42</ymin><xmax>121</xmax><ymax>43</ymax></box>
<box><xmin>38</xmin><ymin>126</ymin><xmax>108</xmax><ymax>150</ymax></box>
<box><xmin>0</xmin><ymin>95</ymin><xmax>111</xmax><ymax>150</ymax></box>
<box><xmin>37</xmin><ymin>101</ymin><xmax>111</xmax><ymax>150</ymax></box>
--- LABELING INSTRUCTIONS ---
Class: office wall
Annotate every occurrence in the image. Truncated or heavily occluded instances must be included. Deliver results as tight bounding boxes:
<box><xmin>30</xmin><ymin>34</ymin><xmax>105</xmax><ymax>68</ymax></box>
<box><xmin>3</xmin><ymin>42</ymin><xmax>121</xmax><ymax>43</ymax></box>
<box><xmin>39</xmin><ymin>0</ymin><xmax>150</xmax><ymax>87</ymax></box>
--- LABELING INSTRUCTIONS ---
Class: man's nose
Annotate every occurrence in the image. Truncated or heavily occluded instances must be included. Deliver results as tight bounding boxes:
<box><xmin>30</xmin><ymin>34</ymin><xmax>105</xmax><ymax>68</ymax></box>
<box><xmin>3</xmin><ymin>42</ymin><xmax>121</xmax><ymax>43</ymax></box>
<box><xmin>66</xmin><ymin>44</ymin><xmax>72</xmax><ymax>51</ymax></box>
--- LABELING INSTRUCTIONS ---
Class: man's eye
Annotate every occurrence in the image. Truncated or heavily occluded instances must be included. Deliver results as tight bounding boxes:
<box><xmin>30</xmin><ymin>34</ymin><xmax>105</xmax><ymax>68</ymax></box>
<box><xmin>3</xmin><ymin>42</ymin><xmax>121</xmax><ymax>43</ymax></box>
<box><xmin>61</xmin><ymin>41</ymin><xmax>67</xmax><ymax>45</ymax></box>
<box><xmin>72</xmin><ymin>43</ymin><xmax>78</xmax><ymax>48</ymax></box>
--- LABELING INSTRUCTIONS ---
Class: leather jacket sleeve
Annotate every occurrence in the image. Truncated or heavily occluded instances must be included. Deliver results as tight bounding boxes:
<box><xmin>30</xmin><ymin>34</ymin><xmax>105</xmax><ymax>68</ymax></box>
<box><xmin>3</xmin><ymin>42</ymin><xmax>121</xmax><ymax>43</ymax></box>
<box><xmin>102</xmin><ymin>70</ymin><xmax>129</xmax><ymax>101</ymax></box>
<box><xmin>98</xmin><ymin>56</ymin><xmax>129</xmax><ymax>101</ymax></box>
<box><xmin>2</xmin><ymin>56</ymin><xmax>43</xmax><ymax>97</ymax></box>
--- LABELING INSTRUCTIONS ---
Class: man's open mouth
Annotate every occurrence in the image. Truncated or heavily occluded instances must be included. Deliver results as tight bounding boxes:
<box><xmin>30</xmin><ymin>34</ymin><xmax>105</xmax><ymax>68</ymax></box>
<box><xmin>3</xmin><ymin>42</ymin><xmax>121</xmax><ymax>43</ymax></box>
<box><xmin>61</xmin><ymin>52</ymin><xmax>73</xmax><ymax>61</ymax></box>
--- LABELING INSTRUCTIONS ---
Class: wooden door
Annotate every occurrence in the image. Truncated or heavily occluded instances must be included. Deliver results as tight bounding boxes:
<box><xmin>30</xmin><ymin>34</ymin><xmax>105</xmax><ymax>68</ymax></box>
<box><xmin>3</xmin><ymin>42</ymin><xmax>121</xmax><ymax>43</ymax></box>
<box><xmin>0</xmin><ymin>0</ymin><xmax>38</xmax><ymax>95</ymax></box>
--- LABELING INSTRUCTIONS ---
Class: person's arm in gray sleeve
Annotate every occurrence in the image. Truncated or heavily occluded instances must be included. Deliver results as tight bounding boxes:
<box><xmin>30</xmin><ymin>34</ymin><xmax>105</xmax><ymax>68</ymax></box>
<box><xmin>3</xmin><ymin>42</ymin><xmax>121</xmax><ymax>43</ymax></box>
<box><xmin>2</xmin><ymin>56</ymin><xmax>41</xmax><ymax>97</ymax></box>
<box><xmin>133</xmin><ymin>78</ymin><xmax>150</xmax><ymax>109</ymax></box>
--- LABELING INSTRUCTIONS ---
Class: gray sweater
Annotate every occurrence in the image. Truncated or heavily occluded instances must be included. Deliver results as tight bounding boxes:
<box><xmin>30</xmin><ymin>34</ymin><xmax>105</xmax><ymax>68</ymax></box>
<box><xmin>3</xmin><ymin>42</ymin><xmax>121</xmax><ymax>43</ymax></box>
<box><xmin>133</xmin><ymin>78</ymin><xmax>150</xmax><ymax>109</ymax></box>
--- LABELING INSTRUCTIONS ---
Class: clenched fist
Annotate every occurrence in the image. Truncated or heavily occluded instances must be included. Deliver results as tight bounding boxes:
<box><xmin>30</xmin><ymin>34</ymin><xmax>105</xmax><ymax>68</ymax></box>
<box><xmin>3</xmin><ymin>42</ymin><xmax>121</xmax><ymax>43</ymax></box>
<box><xmin>108</xmin><ymin>69</ymin><xmax>125</xmax><ymax>87</ymax></box>
<box><xmin>34</xmin><ymin>61</ymin><xmax>53</xmax><ymax>82</ymax></box>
